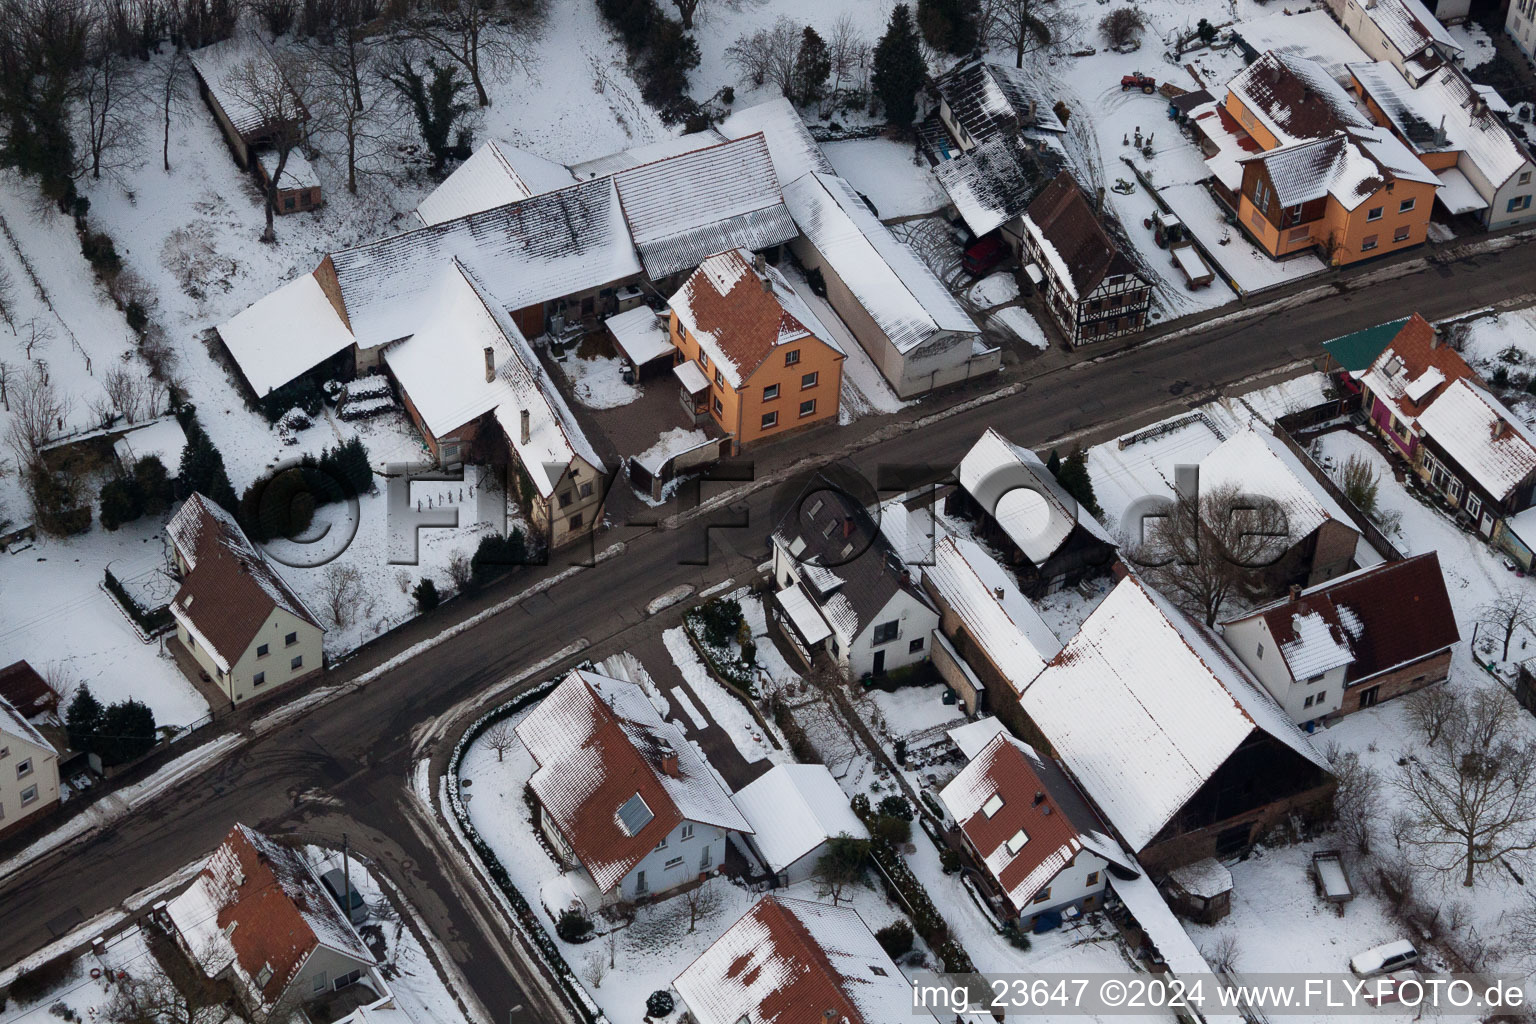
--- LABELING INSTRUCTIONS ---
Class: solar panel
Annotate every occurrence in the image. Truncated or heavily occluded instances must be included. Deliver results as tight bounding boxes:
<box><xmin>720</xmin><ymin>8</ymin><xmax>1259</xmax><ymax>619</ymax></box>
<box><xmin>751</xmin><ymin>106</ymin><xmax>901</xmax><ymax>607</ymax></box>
<box><xmin>616</xmin><ymin>793</ymin><xmax>653</xmax><ymax>836</ymax></box>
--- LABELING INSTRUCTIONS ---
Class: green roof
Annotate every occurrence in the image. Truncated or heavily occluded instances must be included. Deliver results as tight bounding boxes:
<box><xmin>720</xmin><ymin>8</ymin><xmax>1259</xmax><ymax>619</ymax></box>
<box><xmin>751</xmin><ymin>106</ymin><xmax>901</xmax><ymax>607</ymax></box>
<box><xmin>1322</xmin><ymin>317</ymin><xmax>1410</xmax><ymax>373</ymax></box>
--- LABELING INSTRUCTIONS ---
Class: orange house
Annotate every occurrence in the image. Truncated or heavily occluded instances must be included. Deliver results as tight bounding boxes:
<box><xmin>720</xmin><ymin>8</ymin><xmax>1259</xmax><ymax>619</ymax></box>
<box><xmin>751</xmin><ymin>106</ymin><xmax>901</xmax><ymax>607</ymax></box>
<box><xmin>668</xmin><ymin>249</ymin><xmax>843</xmax><ymax>451</ymax></box>
<box><xmin>1214</xmin><ymin>51</ymin><xmax>1438</xmax><ymax>265</ymax></box>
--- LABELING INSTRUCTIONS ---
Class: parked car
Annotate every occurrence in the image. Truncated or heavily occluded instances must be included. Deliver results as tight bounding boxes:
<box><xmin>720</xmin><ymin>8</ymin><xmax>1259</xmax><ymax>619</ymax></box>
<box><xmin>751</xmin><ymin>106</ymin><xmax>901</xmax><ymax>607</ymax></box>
<box><xmin>1350</xmin><ymin>940</ymin><xmax>1419</xmax><ymax>977</ymax></box>
<box><xmin>321</xmin><ymin>868</ymin><xmax>368</xmax><ymax>925</ymax></box>
<box><xmin>961</xmin><ymin>234</ymin><xmax>1009</xmax><ymax>276</ymax></box>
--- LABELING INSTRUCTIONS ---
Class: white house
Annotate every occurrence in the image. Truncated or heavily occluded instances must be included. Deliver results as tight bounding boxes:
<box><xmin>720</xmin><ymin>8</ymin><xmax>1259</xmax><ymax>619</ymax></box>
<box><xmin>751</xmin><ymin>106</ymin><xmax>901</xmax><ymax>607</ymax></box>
<box><xmin>167</xmin><ymin>493</ymin><xmax>325</xmax><ymax>706</ymax></box>
<box><xmin>769</xmin><ymin>481</ymin><xmax>940</xmax><ymax>679</ymax></box>
<box><xmin>674</xmin><ymin>895</ymin><xmax>938</xmax><ymax>1024</ymax></box>
<box><xmin>940</xmin><ymin>719</ymin><xmax>1135</xmax><ymax>929</ymax></box>
<box><xmin>729</xmin><ymin>763</ymin><xmax>868</xmax><ymax>885</ymax></box>
<box><xmin>0</xmin><ymin>694</ymin><xmax>60</xmax><ymax>840</ymax></box>
<box><xmin>515</xmin><ymin>669</ymin><xmax>750</xmax><ymax>904</ymax></box>
<box><xmin>1328</xmin><ymin>0</ymin><xmax>1463</xmax><ymax>82</ymax></box>
<box><xmin>166</xmin><ymin>824</ymin><xmax>391</xmax><ymax>1019</ymax></box>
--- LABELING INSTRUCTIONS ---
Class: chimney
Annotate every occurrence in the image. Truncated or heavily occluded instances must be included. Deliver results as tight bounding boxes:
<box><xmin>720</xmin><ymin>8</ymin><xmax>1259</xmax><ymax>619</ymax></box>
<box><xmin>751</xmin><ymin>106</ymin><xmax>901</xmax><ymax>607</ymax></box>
<box><xmin>753</xmin><ymin>251</ymin><xmax>766</xmax><ymax>276</ymax></box>
<box><xmin>657</xmin><ymin>738</ymin><xmax>679</xmax><ymax>777</ymax></box>
<box><xmin>484</xmin><ymin>346</ymin><xmax>495</xmax><ymax>383</ymax></box>
<box><xmin>1494</xmin><ymin>415</ymin><xmax>1509</xmax><ymax>439</ymax></box>
<box><xmin>520</xmin><ymin>408</ymin><xmax>531</xmax><ymax>445</ymax></box>
<box><xmin>994</xmin><ymin>586</ymin><xmax>1006</xmax><ymax>600</ymax></box>
<box><xmin>1288</xmin><ymin>584</ymin><xmax>1302</xmax><ymax>602</ymax></box>
<box><xmin>1429</xmin><ymin>326</ymin><xmax>1441</xmax><ymax>349</ymax></box>
<box><xmin>1033</xmin><ymin>791</ymin><xmax>1045</xmax><ymax>806</ymax></box>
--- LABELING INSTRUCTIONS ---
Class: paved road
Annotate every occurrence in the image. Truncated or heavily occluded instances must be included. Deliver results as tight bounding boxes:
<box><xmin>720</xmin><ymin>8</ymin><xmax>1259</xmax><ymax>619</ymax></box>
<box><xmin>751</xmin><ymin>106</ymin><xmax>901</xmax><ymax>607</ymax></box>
<box><xmin>2</xmin><ymin>238</ymin><xmax>1533</xmax><ymax>1022</ymax></box>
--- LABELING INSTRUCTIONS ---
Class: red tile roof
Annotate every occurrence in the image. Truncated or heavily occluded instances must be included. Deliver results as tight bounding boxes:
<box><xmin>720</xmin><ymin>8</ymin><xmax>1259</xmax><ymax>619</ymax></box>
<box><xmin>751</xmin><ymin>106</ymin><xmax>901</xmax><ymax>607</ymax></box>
<box><xmin>0</xmin><ymin>660</ymin><xmax>52</xmax><ymax>719</ymax></box>
<box><xmin>669</xmin><ymin>249</ymin><xmax>826</xmax><ymax>387</ymax></box>
<box><xmin>1361</xmin><ymin>313</ymin><xmax>1480</xmax><ymax>420</ymax></box>
<box><xmin>1231</xmin><ymin>552</ymin><xmax>1459</xmax><ymax>684</ymax></box>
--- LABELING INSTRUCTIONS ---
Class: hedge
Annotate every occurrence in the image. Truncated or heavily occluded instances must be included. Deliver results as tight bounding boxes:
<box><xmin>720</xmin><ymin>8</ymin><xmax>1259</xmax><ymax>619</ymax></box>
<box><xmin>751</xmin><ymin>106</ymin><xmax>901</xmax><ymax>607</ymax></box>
<box><xmin>445</xmin><ymin>680</ymin><xmax>604</xmax><ymax>1024</ymax></box>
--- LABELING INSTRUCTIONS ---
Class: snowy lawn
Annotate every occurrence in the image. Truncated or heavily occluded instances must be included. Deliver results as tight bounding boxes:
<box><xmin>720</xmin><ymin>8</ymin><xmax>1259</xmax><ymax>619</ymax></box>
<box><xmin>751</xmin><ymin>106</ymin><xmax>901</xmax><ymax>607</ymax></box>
<box><xmin>556</xmin><ymin>332</ymin><xmax>643</xmax><ymax>410</ymax></box>
<box><xmin>860</xmin><ymin>683</ymin><xmax>967</xmax><ymax>741</ymax></box>
<box><xmin>0</xmin><ymin>925</ymin><xmax>154</xmax><ymax>1024</ymax></box>
<box><xmin>0</xmin><ymin>513</ymin><xmax>209</xmax><ymax>729</ymax></box>
<box><xmin>1448</xmin><ymin>21</ymin><xmax>1497</xmax><ymax>70</ymax></box>
<box><xmin>822</xmin><ymin>137</ymin><xmax>948</xmax><ymax>218</ymax></box>
<box><xmin>969</xmin><ymin>272</ymin><xmax>1020</xmax><ymax>308</ymax></box>
<box><xmin>458</xmin><ymin>703</ymin><xmax>917</xmax><ymax>1024</ymax></box>
<box><xmin>1450</xmin><ymin>306</ymin><xmax>1536</xmax><ymax>431</ymax></box>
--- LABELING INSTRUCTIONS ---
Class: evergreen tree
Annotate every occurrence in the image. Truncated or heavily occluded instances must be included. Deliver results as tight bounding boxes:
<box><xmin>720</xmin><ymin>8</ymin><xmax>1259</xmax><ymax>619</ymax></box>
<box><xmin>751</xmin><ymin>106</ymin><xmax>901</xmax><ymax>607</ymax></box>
<box><xmin>917</xmin><ymin>0</ymin><xmax>980</xmax><ymax>55</ymax></box>
<box><xmin>873</xmin><ymin>5</ymin><xmax>927</xmax><ymax>128</ymax></box>
<box><xmin>1045</xmin><ymin>449</ymin><xmax>1062</xmax><ymax>476</ymax></box>
<box><xmin>98</xmin><ymin>698</ymin><xmax>157</xmax><ymax>766</ymax></box>
<box><xmin>133</xmin><ymin>456</ymin><xmax>171</xmax><ymax>516</ymax></box>
<box><xmin>100</xmin><ymin>477</ymin><xmax>144</xmax><ymax>531</ymax></box>
<box><xmin>1055</xmin><ymin>448</ymin><xmax>1102</xmax><ymax>519</ymax></box>
<box><xmin>178</xmin><ymin>421</ymin><xmax>238</xmax><ymax>514</ymax></box>
<box><xmin>387</xmin><ymin>55</ymin><xmax>471</xmax><ymax>173</ymax></box>
<box><xmin>66</xmin><ymin>686</ymin><xmax>104</xmax><ymax>753</ymax></box>
<box><xmin>791</xmin><ymin>27</ymin><xmax>832</xmax><ymax>107</ymax></box>
<box><xmin>413</xmin><ymin>577</ymin><xmax>441</xmax><ymax>612</ymax></box>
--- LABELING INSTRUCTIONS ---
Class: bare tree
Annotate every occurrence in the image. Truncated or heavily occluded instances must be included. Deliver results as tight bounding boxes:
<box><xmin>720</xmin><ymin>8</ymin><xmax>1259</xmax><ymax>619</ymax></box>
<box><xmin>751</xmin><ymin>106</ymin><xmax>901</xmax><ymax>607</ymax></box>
<box><xmin>447</xmin><ymin>551</ymin><xmax>471</xmax><ymax>592</ymax></box>
<box><xmin>603</xmin><ymin>926</ymin><xmax>618</xmax><ymax>969</ymax></box>
<box><xmin>683</xmin><ymin>877</ymin><xmax>721</xmax><ymax>932</ymax></box>
<box><xmin>321</xmin><ymin>563</ymin><xmax>363</xmax><ymax>627</ymax></box>
<box><xmin>1478</xmin><ymin>585</ymin><xmax>1536</xmax><ymax>662</ymax></box>
<box><xmin>481</xmin><ymin>718</ymin><xmax>515</xmax><ymax>762</ymax></box>
<box><xmin>79</xmin><ymin>30</ymin><xmax>144</xmax><ymax>182</ymax></box>
<box><xmin>312</xmin><ymin>42</ymin><xmax>398</xmax><ymax>194</ymax></box>
<box><xmin>5</xmin><ymin>363</ymin><xmax>70</xmax><ymax>467</ymax></box>
<box><xmin>0</xmin><ymin>263</ymin><xmax>15</xmax><ymax>334</ymax></box>
<box><xmin>103</xmin><ymin>365</ymin><xmax>148</xmax><ymax>423</ymax></box>
<box><xmin>980</xmin><ymin>0</ymin><xmax>1066</xmax><ymax>68</ymax></box>
<box><xmin>1201</xmin><ymin>932</ymin><xmax>1241</xmax><ymax>974</ymax></box>
<box><xmin>814</xmin><ymin>833</ymin><xmax>869</xmax><ymax>906</ymax></box>
<box><xmin>40</xmin><ymin>660</ymin><xmax>78</xmax><ymax>721</ymax></box>
<box><xmin>724</xmin><ymin>17</ymin><xmax>800</xmax><ymax>95</ymax></box>
<box><xmin>405</xmin><ymin>0</ymin><xmax>544</xmax><ymax>108</ymax></box>
<box><xmin>671</xmin><ymin>0</ymin><xmax>701</xmax><ymax>30</ymax></box>
<box><xmin>827</xmin><ymin>12</ymin><xmax>868</xmax><ymax>95</ymax></box>
<box><xmin>580</xmin><ymin>952</ymin><xmax>606</xmax><ymax>989</ymax></box>
<box><xmin>158</xmin><ymin>46</ymin><xmax>191</xmax><ymax>172</ymax></box>
<box><xmin>229</xmin><ymin>48</ymin><xmax>321</xmax><ymax>242</ymax></box>
<box><xmin>1131</xmin><ymin>482</ymin><xmax>1292</xmax><ymax>626</ymax></box>
<box><xmin>22</xmin><ymin>318</ymin><xmax>53</xmax><ymax>361</ymax></box>
<box><xmin>1097</xmin><ymin>7</ymin><xmax>1145</xmax><ymax>48</ymax></box>
<box><xmin>1404</xmin><ymin>684</ymin><xmax>1458</xmax><ymax>747</ymax></box>
<box><xmin>0</xmin><ymin>360</ymin><xmax>13</xmax><ymax>411</ymax></box>
<box><xmin>106</xmin><ymin>939</ymin><xmax>230</xmax><ymax>1024</ymax></box>
<box><xmin>1395</xmin><ymin>689</ymin><xmax>1536</xmax><ymax>887</ymax></box>
<box><xmin>1325</xmin><ymin>744</ymin><xmax>1380</xmax><ymax>855</ymax></box>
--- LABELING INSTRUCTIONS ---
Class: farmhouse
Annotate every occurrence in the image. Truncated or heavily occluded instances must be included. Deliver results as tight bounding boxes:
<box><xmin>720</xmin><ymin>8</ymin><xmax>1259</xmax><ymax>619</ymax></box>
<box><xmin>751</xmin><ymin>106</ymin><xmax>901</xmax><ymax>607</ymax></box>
<box><xmin>1018</xmin><ymin>574</ymin><xmax>1333</xmax><ymax>871</ymax></box>
<box><xmin>515</xmin><ymin>669</ymin><xmax>750</xmax><ymax>904</ymax></box>
<box><xmin>1222</xmin><ymin>552</ymin><xmax>1459</xmax><ymax>722</ymax></box>
<box><xmin>1020</xmin><ymin>172</ymin><xmax>1151</xmax><ymax>346</ymax></box>
<box><xmin>0</xmin><ymin>694</ymin><xmax>60</xmax><ymax>840</ymax></box>
<box><xmin>166</xmin><ymin>493</ymin><xmax>324</xmax><ymax>707</ymax></box>
<box><xmin>668</xmin><ymin>248</ymin><xmax>844</xmax><ymax>450</ymax></box>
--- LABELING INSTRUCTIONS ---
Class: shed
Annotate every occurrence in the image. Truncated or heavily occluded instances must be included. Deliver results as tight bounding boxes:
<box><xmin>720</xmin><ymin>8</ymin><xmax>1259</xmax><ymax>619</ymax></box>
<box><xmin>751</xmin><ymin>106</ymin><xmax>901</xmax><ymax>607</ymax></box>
<box><xmin>729</xmin><ymin>764</ymin><xmax>868</xmax><ymax>884</ymax></box>
<box><xmin>1163</xmin><ymin>858</ymin><xmax>1234</xmax><ymax>923</ymax></box>
<box><xmin>604</xmin><ymin>306</ymin><xmax>673</xmax><ymax>378</ymax></box>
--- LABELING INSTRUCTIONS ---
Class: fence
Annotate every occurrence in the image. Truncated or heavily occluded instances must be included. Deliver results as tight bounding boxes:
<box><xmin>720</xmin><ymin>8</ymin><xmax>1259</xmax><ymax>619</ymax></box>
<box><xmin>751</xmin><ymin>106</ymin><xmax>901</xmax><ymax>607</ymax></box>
<box><xmin>1270</xmin><ymin>423</ymin><xmax>1405</xmax><ymax>562</ymax></box>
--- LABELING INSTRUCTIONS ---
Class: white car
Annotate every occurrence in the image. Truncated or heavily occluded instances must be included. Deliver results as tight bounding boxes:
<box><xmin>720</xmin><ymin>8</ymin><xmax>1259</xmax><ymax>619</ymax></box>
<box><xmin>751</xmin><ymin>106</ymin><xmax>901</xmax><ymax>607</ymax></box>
<box><xmin>1350</xmin><ymin>940</ymin><xmax>1419</xmax><ymax>977</ymax></box>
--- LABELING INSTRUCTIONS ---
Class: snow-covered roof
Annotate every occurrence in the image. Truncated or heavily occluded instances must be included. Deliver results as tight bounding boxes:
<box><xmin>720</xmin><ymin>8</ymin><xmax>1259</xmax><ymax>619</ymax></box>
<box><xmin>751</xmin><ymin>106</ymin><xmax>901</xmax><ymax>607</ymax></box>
<box><xmin>325</xmin><ymin>176</ymin><xmax>642</xmax><ymax>351</ymax></box>
<box><xmin>1234</xmin><ymin>10</ymin><xmax>1371</xmax><ymax>83</ymax></box>
<box><xmin>730</xmin><ymin>764</ymin><xmax>868</xmax><ymax>874</ymax></box>
<box><xmin>167</xmin><ymin>494</ymin><xmax>321</xmax><ymax>673</ymax></box>
<box><xmin>415</xmin><ymin>140</ymin><xmax>576</xmax><ymax>226</ymax></box>
<box><xmin>1167</xmin><ymin>857</ymin><xmax>1233</xmax><ymax>899</ymax></box>
<box><xmin>604</xmin><ymin>305</ymin><xmax>673</xmax><ymax>366</ymax></box>
<box><xmin>1019</xmin><ymin>575</ymin><xmax>1328</xmax><ymax>850</ymax></box>
<box><xmin>188</xmin><ymin>36</ymin><xmax>290</xmax><ymax>140</ymax></box>
<box><xmin>940</xmin><ymin>731</ymin><xmax>1133</xmax><ymax>911</ymax></box>
<box><xmin>1109</xmin><ymin>870</ymin><xmax>1245</xmax><ymax>1024</ymax></box>
<box><xmin>1416</xmin><ymin>378</ymin><xmax>1536</xmax><ymax>501</ymax></box>
<box><xmin>611</xmin><ymin>133</ymin><xmax>798</xmax><ymax>280</ymax></box>
<box><xmin>716</xmin><ymin>98</ymin><xmax>835</xmax><ymax>186</ymax></box>
<box><xmin>956</xmin><ymin>427</ymin><xmax>1115</xmax><ymax>566</ymax></box>
<box><xmin>113</xmin><ymin>416</ymin><xmax>188</xmax><ymax>476</ymax></box>
<box><xmin>168</xmin><ymin>824</ymin><xmax>373</xmax><ymax>1009</ymax></box>
<box><xmin>782</xmin><ymin>171</ymin><xmax>977</xmax><ymax>354</ymax></box>
<box><xmin>933</xmin><ymin>59</ymin><xmax>1066</xmax><ymax>144</ymax></box>
<box><xmin>1245</xmin><ymin>126</ymin><xmax>1438</xmax><ymax>211</ymax></box>
<box><xmin>0</xmin><ymin>693</ymin><xmax>50</xmax><ymax>750</ymax></box>
<box><xmin>668</xmin><ymin>248</ymin><xmax>838</xmax><ymax>390</ymax></box>
<box><xmin>922</xmin><ymin>534</ymin><xmax>1062</xmax><ymax>693</ymax></box>
<box><xmin>383</xmin><ymin>261</ymin><xmax>602</xmax><ymax>497</ymax></box>
<box><xmin>257</xmin><ymin>148</ymin><xmax>318</xmax><ymax>190</ymax></box>
<box><xmin>217</xmin><ymin>272</ymin><xmax>357</xmax><ymax>398</ymax></box>
<box><xmin>1434</xmin><ymin>166</ymin><xmax>1488</xmax><ymax>213</ymax></box>
<box><xmin>1340</xmin><ymin>0</ymin><xmax>1460</xmax><ymax>62</ymax></box>
<box><xmin>936</xmin><ymin>133</ymin><xmax>1060</xmax><ymax>237</ymax></box>
<box><xmin>1228</xmin><ymin>51</ymin><xmax>1371</xmax><ymax>146</ymax></box>
<box><xmin>777</xmin><ymin>583</ymin><xmax>833</xmax><ymax>645</ymax></box>
<box><xmin>1198</xmin><ymin>428</ymin><xmax>1357</xmax><ymax>541</ymax></box>
<box><xmin>1350</xmin><ymin>62</ymin><xmax>1533</xmax><ymax>192</ymax></box>
<box><xmin>515</xmin><ymin>669</ymin><xmax>749</xmax><ymax>893</ymax></box>
<box><xmin>1195</xmin><ymin>104</ymin><xmax>1261</xmax><ymax>192</ymax></box>
<box><xmin>674</xmin><ymin>895</ymin><xmax>934</xmax><ymax>1024</ymax></box>
<box><xmin>569</xmin><ymin>130</ymin><xmax>726</xmax><ymax>180</ymax></box>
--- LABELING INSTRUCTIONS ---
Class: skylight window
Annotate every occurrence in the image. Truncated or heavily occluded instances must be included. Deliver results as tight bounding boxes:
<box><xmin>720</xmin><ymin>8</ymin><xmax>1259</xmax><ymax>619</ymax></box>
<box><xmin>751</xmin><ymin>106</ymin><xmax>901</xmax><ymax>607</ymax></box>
<box><xmin>981</xmin><ymin>793</ymin><xmax>1004</xmax><ymax>818</ymax></box>
<box><xmin>1005</xmin><ymin>829</ymin><xmax>1029</xmax><ymax>856</ymax></box>
<box><xmin>616</xmin><ymin>793</ymin><xmax>653</xmax><ymax>836</ymax></box>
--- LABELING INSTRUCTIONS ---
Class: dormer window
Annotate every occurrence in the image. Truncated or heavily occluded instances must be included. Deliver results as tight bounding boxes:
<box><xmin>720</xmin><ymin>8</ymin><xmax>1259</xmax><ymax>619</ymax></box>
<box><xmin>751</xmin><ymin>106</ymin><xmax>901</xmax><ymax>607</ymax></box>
<box><xmin>256</xmin><ymin>963</ymin><xmax>273</xmax><ymax>987</ymax></box>
<box><xmin>616</xmin><ymin>793</ymin><xmax>654</xmax><ymax>836</ymax></box>
<box><xmin>981</xmin><ymin>793</ymin><xmax>1004</xmax><ymax>818</ymax></box>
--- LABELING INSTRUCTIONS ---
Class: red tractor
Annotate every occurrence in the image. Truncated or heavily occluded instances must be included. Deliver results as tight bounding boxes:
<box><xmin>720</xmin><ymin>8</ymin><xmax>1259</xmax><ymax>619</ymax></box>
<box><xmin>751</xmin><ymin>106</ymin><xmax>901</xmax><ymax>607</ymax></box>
<box><xmin>1121</xmin><ymin>72</ymin><xmax>1156</xmax><ymax>94</ymax></box>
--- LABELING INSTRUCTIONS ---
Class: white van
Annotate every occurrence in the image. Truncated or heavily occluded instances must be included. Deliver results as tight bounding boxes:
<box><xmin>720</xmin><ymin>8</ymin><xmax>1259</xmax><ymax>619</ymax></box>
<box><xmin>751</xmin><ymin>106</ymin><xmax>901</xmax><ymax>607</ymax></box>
<box><xmin>1350</xmin><ymin>940</ymin><xmax>1420</xmax><ymax>977</ymax></box>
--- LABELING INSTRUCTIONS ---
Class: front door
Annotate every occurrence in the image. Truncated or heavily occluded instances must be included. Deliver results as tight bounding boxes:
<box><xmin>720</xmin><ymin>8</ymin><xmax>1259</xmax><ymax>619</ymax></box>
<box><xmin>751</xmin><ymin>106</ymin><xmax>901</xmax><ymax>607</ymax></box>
<box><xmin>1359</xmin><ymin>685</ymin><xmax>1381</xmax><ymax>709</ymax></box>
<box><xmin>872</xmin><ymin>650</ymin><xmax>886</xmax><ymax>675</ymax></box>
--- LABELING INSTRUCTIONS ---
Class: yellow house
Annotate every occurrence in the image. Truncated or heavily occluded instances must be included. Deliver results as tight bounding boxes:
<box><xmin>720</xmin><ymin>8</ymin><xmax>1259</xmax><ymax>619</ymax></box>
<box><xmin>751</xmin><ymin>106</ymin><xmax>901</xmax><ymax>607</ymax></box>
<box><xmin>668</xmin><ymin>249</ymin><xmax>844</xmax><ymax>451</ymax></box>
<box><xmin>1215</xmin><ymin>51</ymin><xmax>1439</xmax><ymax>265</ymax></box>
